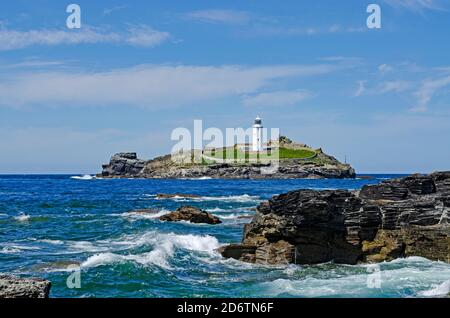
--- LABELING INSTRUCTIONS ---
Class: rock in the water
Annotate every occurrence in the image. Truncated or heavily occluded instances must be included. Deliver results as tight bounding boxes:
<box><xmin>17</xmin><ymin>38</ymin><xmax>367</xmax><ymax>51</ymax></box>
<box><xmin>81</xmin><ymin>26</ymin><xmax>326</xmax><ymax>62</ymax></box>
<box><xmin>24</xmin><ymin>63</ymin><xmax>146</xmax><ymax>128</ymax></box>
<box><xmin>160</xmin><ymin>206</ymin><xmax>222</xmax><ymax>224</ymax></box>
<box><xmin>100</xmin><ymin>152</ymin><xmax>146</xmax><ymax>178</ymax></box>
<box><xmin>0</xmin><ymin>275</ymin><xmax>51</xmax><ymax>298</ymax></box>
<box><xmin>220</xmin><ymin>171</ymin><xmax>450</xmax><ymax>265</ymax></box>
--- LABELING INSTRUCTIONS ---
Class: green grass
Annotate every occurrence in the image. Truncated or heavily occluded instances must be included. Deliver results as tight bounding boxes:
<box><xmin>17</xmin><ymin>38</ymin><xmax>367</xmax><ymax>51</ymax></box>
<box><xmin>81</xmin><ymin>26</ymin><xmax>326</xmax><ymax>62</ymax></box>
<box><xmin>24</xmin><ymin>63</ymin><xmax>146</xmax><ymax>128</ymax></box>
<box><xmin>203</xmin><ymin>147</ymin><xmax>316</xmax><ymax>161</ymax></box>
<box><xmin>279</xmin><ymin>148</ymin><xmax>316</xmax><ymax>159</ymax></box>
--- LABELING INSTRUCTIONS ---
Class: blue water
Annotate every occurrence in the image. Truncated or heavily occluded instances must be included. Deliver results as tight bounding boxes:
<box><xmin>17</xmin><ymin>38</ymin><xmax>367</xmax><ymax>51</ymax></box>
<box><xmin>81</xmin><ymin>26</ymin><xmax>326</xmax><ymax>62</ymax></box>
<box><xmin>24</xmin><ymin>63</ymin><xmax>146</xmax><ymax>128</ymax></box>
<box><xmin>1</xmin><ymin>175</ymin><xmax>449</xmax><ymax>298</ymax></box>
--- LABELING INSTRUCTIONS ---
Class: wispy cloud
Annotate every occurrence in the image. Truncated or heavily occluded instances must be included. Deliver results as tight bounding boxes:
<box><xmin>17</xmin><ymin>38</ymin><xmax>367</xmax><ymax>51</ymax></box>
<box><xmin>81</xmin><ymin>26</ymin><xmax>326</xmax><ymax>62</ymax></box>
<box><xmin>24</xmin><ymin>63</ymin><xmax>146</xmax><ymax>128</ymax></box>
<box><xmin>354</xmin><ymin>80</ymin><xmax>411</xmax><ymax>97</ymax></box>
<box><xmin>411</xmin><ymin>76</ymin><xmax>450</xmax><ymax>112</ymax></box>
<box><xmin>243</xmin><ymin>24</ymin><xmax>366</xmax><ymax>37</ymax></box>
<box><xmin>242</xmin><ymin>90</ymin><xmax>313</xmax><ymax>107</ymax></box>
<box><xmin>0</xmin><ymin>63</ymin><xmax>344</xmax><ymax>109</ymax></box>
<box><xmin>184</xmin><ymin>9</ymin><xmax>251</xmax><ymax>24</ymax></box>
<box><xmin>354</xmin><ymin>80</ymin><xmax>367</xmax><ymax>97</ymax></box>
<box><xmin>103</xmin><ymin>5</ymin><xmax>127</xmax><ymax>16</ymax></box>
<box><xmin>383</xmin><ymin>0</ymin><xmax>445</xmax><ymax>12</ymax></box>
<box><xmin>0</xmin><ymin>25</ymin><xmax>170</xmax><ymax>51</ymax></box>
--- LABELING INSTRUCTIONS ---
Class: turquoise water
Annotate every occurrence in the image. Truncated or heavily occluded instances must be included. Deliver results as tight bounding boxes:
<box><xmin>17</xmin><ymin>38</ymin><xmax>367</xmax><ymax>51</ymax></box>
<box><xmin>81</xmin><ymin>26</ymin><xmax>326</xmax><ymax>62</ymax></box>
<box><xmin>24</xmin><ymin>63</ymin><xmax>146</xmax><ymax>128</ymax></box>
<box><xmin>0</xmin><ymin>175</ymin><xmax>449</xmax><ymax>298</ymax></box>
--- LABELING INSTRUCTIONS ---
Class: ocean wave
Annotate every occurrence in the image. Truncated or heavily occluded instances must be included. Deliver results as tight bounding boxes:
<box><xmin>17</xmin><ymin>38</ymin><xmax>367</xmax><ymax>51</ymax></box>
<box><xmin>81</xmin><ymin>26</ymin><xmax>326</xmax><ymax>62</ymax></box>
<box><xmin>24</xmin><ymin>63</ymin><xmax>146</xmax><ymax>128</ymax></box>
<box><xmin>420</xmin><ymin>280</ymin><xmax>450</xmax><ymax>297</ymax></box>
<box><xmin>70</xmin><ymin>175</ymin><xmax>95</xmax><ymax>180</ymax></box>
<box><xmin>120</xmin><ymin>209</ymin><xmax>170</xmax><ymax>220</ymax></box>
<box><xmin>0</xmin><ymin>244</ymin><xmax>41</xmax><ymax>254</ymax></box>
<box><xmin>258</xmin><ymin>258</ymin><xmax>450</xmax><ymax>297</ymax></box>
<box><xmin>185</xmin><ymin>177</ymin><xmax>213</xmax><ymax>180</ymax></box>
<box><xmin>80</xmin><ymin>232</ymin><xmax>220</xmax><ymax>270</ymax></box>
<box><xmin>158</xmin><ymin>194</ymin><xmax>260</xmax><ymax>203</ymax></box>
<box><xmin>14</xmin><ymin>213</ymin><xmax>31</xmax><ymax>222</ymax></box>
<box><xmin>215</xmin><ymin>213</ymin><xmax>253</xmax><ymax>220</ymax></box>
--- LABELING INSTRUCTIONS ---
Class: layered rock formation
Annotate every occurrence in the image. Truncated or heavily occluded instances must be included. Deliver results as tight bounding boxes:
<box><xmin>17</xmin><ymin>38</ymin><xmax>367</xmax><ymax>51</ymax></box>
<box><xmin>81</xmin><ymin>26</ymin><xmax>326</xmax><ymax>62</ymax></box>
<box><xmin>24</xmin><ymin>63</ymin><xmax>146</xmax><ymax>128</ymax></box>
<box><xmin>219</xmin><ymin>172</ymin><xmax>450</xmax><ymax>265</ymax></box>
<box><xmin>0</xmin><ymin>275</ymin><xmax>51</xmax><ymax>298</ymax></box>
<box><xmin>160</xmin><ymin>206</ymin><xmax>222</xmax><ymax>224</ymax></box>
<box><xmin>98</xmin><ymin>152</ymin><xmax>355</xmax><ymax>179</ymax></box>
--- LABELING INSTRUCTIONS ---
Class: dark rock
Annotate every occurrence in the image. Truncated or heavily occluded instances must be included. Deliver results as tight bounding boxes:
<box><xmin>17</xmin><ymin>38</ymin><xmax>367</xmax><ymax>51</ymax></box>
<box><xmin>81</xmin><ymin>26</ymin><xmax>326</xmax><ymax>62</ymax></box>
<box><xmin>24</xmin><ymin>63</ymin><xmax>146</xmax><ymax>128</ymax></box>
<box><xmin>99</xmin><ymin>153</ymin><xmax>146</xmax><ymax>177</ymax></box>
<box><xmin>160</xmin><ymin>206</ymin><xmax>222</xmax><ymax>224</ymax></box>
<box><xmin>0</xmin><ymin>275</ymin><xmax>51</xmax><ymax>298</ymax></box>
<box><xmin>220</xmin><ymin>172</ymin><xmax>450</xmax><ymax>265</ymax></box>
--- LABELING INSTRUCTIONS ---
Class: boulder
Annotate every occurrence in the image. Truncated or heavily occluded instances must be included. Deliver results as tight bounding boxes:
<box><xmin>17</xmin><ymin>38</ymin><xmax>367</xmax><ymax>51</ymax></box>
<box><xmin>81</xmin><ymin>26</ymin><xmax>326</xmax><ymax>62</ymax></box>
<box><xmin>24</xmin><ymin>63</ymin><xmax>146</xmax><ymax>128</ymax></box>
<box><xmin>220</xmin><ymin>171</ymin><xmax>450</xmax><ymax>265</ymax></box>
<box><xmin>0</xmin><ymin>275</ymin><xmax>51</xmax><ymax>298</ymax></box>
<box><xmin>160</xmin><ymin>206</ymin><xmax>222</xmax><ymax>225</ymax></box>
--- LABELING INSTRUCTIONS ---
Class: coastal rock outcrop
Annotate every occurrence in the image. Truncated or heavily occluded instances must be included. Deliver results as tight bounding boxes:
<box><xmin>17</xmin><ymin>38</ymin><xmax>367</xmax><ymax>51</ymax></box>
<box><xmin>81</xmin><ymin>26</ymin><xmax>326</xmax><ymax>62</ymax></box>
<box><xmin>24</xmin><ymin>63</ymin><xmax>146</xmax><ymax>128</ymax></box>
<box><xmin>0</xmin><ymin>275</ymin><xmax>51</xmax><ymax>298</ymax></box>
<box><xmin>219</xmin><ymin>172</ymin><xmax>450</xmax><ymax>265</ymax></box>
<box><xmin>100</xmin><ymin>152</ymin><xmax>147</xmax><ymax>178</ymax></box>
<box><xmin>160</xmin><ymin>206</ymin><xmax>222</xmax><ymax>224</ymax></box>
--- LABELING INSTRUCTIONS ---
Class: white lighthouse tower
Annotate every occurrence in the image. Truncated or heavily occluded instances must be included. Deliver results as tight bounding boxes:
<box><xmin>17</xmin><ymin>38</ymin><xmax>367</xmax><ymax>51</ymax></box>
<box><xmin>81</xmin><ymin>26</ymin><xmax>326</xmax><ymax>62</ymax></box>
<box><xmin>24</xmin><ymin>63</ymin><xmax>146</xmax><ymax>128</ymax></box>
<box><xmin>252</xmin><ymin>116</ymin><xmax>263</xmax><ymax>152</ymax></box>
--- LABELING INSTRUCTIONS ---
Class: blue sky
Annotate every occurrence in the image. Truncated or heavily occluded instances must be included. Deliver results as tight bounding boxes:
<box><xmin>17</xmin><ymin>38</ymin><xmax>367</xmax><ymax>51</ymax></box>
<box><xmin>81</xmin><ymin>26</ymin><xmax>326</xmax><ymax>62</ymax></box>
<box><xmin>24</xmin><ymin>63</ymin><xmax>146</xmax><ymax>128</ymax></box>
<box><xmin>1</xmin><ymin>0</ymin><xmax>450</xmax><ymax>174</ymax></box>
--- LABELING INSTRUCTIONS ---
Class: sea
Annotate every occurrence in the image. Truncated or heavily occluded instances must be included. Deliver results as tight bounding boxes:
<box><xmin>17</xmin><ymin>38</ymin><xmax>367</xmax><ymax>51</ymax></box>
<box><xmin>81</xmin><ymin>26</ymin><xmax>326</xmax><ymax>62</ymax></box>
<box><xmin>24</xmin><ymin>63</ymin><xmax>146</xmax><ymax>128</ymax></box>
<box><xmin>0</xmin><ymin>174</ymin><xmax>449</xmax><ymax>298</ymax></box>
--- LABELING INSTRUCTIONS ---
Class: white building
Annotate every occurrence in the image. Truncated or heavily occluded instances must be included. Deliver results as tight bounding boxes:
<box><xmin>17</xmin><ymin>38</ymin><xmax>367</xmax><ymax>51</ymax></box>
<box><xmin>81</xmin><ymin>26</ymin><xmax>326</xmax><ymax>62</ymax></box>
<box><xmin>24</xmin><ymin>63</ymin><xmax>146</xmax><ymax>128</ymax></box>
<box><xmin>252</xmin><ymin>116</ymin><xmax>263</xmax><ymax>152</ymax></box>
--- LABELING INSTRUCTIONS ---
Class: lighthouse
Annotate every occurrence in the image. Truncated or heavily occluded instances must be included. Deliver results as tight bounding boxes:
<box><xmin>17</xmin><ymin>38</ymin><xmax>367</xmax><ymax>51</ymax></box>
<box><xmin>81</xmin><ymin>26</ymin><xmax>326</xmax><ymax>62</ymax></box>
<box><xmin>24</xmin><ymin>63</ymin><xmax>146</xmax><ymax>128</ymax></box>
<box><xmin>252</xmin><ymin>116</ymin><xmax>263</xmax><ymax>152</ymax></box>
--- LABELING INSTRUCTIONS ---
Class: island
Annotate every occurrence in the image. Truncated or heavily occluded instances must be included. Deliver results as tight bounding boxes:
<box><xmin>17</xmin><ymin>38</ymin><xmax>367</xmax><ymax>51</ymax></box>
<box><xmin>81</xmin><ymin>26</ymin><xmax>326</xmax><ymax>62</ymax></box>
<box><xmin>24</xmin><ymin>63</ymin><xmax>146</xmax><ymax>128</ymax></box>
<box><xmin>98</xmin><ymin>136</ymin><xmax>355</xmax><ymax>179</ymax></box>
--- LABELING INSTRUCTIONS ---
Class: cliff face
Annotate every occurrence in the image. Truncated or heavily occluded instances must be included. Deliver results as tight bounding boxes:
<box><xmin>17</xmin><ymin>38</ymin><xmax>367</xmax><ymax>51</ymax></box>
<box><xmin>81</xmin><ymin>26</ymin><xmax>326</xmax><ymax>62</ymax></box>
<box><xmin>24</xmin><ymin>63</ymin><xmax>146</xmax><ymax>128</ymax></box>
<box><xmin>98</xmin><ymin>152</ymin><xmax>355</xmax><ymax>179</ymax></box>
<box><xmin>219</xmin><ymin>172</ymin><xmax>450</xmax><ymax>265</ymax></box>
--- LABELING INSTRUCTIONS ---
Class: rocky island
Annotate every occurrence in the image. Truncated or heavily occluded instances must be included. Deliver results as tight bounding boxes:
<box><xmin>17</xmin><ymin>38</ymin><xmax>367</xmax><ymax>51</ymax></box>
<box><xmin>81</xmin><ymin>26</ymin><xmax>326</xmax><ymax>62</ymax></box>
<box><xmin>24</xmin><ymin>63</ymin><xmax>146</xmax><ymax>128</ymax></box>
<box><xmin>219</xmin><ymin>172</ymin><xmax>450</xmax><ymax>265</ymax></box>
<box><xmin>98</xmin><ymin>137</ymin><xmax>355</xmax><ymax>179</ymax></box>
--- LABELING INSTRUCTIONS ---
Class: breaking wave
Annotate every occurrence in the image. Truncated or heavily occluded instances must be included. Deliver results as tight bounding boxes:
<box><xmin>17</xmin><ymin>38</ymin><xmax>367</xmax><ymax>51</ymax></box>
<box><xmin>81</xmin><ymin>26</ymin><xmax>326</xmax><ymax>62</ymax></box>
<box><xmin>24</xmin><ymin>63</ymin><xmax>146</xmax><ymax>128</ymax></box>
<box><xmin>120</xmin><ymin>209</ymin><xmax>170</xmax><ymax>220</ymax></box>
<box><xmin>420</xmin><ymin>280</ymin><xmax>450</xmax><ymax>297</ymax></box>
<box><xmin>158</xmin><ymin>194</ymin><xmax>260</xmax><ymax>203</ymax></box>
<box><xmin>71</xmin><ymin>175</ymin><xmax>95</xmax><ymax>180</ymax></box>
<box><xmin>14</xmin><ymin>213</ymin><xmax>31</xmax><ymax>222</ymax></box>
<box><xmin>80</xmin><ymin>232</ymin><xmax>220</xmax><ymax>270</ymax></box>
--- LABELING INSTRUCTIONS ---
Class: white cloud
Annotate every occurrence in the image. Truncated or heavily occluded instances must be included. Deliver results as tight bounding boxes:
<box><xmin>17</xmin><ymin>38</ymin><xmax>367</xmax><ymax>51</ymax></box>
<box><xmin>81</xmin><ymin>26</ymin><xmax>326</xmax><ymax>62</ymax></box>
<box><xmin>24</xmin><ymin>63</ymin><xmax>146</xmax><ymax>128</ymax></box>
<box><xmin>0</xmin><ymin>25</ymin><xmax>170</xmax><ymax>51</ymax></box>
<box><xmin>242</xmin><ymin>90</ymin><xmax>313</xmax><ymax>107</ymax></box>
<box><xmin>103</xmin><ymin>5</ymin><xmax>127</xmax><ymax>16</ymax></box>
<box><xmin>383</xmin><ymin>0</ymin><xmax>444</xmax><ymax>11</ymax></box>
<box><xmin>378</xmin><ymin>64</ymin><xmax>394</xmax><ymax>73</ymax></box>
<box><xmin>354</xmin><ymin>80</ymin><xmax>366</xmax><ymax>97</ymax></box>
<box><xmin>411</xmin><ymin>76</ymin><xmax>450</xmax><ymax>112</ymax></box>
<box><xmin>184</xmin><ymin>10</ymin><xmax>250</xmax><ymax>24</ymax></box>
<box><xmin>247</xmin><ymin>25</ymin><xmax>366</xmax><ymax>37</ymax></box>
<box><xmin>378</xmin><ymin>80</ymin><xmax>412</xmax><ymax>93</ymax></box>
<box><xmin>0</xmin><ymin>64</ymin><xmax>342</xmax><ymax>108</ymax></box>
<box><xmin>355</xmin><ymin>80</ymin><xmax>412</xmax><ymax>97</ymax></box>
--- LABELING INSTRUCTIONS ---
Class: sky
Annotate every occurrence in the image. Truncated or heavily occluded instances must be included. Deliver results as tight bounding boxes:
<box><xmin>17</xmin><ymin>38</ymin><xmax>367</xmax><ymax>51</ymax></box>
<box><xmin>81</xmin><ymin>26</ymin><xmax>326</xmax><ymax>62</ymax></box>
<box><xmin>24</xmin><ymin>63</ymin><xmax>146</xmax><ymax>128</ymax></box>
<box><xmin>1</xmin><ymin>0</ymin><xmax>450</xmax><ymax>174</ymax></box>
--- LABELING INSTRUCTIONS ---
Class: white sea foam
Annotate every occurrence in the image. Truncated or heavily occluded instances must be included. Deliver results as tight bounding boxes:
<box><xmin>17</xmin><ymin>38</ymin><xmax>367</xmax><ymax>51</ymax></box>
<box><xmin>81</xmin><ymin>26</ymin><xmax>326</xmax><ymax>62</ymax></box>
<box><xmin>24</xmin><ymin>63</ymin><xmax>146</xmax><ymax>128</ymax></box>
<box><xmin>38</xmin><ymin>239</ymin><xmax>64</xmax><ymax>245</ymax></box>
<box><xmin>214</xmin><ymin>213</ymin><xmax>253</xmax><ymax>220</ymax></box>
<box><xmin>0</xmin><ymin>244</ymin><xmax>40</xmax><ymax>254</ymax></box>
<box><xmin>158</xmin><ymin>194</ymin><xmax>260</xmax><ymax>203</ymax></box>
<box><xmin>185</xmin><ymin>177</ymin><xmax>212</xmax><ymax>180</ymax></box>
<box><xmin>420</xmin><ymin>280</ymin><xmax>450</xmax><ymax>297</ymax></box>
<box><xmin>258</xmin><ymin>258</ymin><xmax>450</xmax><ymax>298</ymax></box>
<box><xmin>71</xmin><ymin>175</ymin><xmax>95</xmax><ymax>180</ymax></box>
<box><xmin>120</xmin><ymin>209</ymin><xmax>170</xmax><ymax>220</ymax></box>
<box><xmin>14</xmin><ymin>213</ymin><xmax>31</xmax><ymax>222</ymax></box>
<box><xmin>80</xmin><ymin>232</ymin><xmax>220</xmax><ymax>270</ymax></box>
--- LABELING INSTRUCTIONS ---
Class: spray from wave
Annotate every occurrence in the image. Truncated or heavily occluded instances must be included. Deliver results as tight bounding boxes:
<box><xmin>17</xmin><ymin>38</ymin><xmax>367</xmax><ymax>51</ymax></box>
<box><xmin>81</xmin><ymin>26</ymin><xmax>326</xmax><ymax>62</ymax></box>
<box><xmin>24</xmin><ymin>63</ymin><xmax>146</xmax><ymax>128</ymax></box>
<box><xmin>80</xmin><ymin>232</ymin><xmax>220</xmax><ymax>270</ymax></box>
